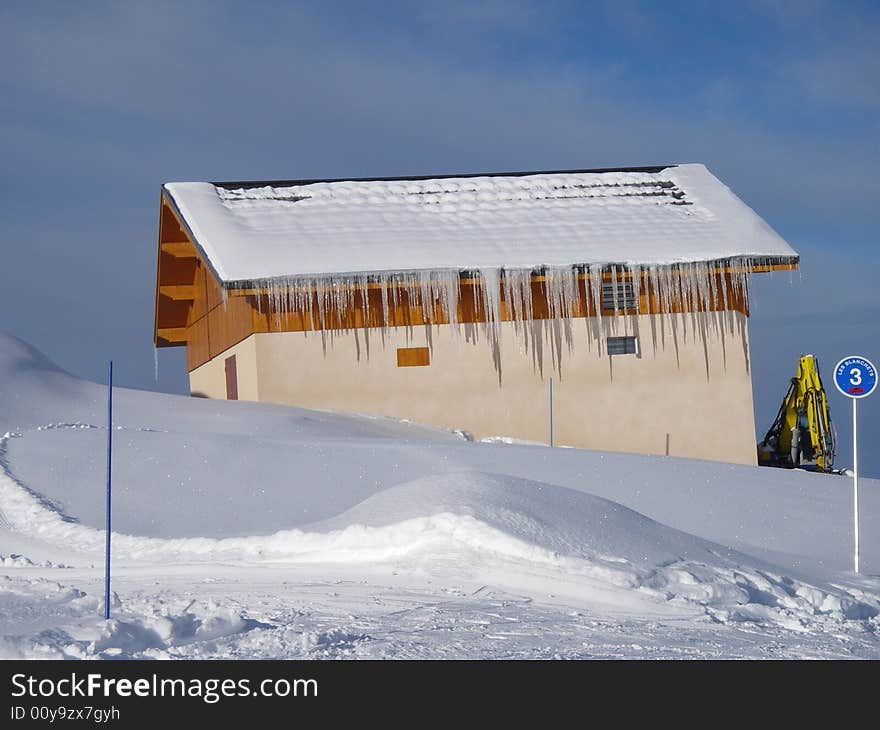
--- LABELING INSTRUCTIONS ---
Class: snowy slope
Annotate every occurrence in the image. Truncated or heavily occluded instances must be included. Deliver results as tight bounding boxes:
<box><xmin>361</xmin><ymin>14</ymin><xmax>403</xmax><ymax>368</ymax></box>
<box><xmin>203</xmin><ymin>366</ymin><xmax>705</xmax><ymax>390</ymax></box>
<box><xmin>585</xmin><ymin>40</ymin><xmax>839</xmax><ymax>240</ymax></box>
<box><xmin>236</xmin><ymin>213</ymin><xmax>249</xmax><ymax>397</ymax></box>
<box><xmin>1</xmin><ymin>331</ymin><xmax>878</xmax><ymax>659</ymax></box>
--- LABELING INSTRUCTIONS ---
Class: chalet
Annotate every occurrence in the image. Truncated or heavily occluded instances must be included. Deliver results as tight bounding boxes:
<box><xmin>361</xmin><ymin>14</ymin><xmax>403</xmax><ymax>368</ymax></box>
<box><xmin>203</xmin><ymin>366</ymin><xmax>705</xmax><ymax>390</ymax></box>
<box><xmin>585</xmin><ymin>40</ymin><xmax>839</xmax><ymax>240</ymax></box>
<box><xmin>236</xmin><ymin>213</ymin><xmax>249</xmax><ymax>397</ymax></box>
<box><xmin>154</xmin><ymin>164</ymin><xmax>798</xmax><ymax>465</ymax></box>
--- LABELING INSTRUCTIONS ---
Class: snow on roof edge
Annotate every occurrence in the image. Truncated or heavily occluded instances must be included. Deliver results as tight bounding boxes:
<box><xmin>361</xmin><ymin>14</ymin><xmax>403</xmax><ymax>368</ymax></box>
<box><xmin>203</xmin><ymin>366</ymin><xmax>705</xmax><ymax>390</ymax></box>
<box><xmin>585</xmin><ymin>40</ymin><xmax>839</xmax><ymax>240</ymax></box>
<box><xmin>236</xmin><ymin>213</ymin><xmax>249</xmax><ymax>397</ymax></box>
<box><xmin>211</xmin><ymin>256</ymin><xmax>798</xmax><ymax>292</ymax></box>
<box><xmin>163</xmin><ymin>164</ymin><xmax>799</xmax><ymax>286</ymax></box>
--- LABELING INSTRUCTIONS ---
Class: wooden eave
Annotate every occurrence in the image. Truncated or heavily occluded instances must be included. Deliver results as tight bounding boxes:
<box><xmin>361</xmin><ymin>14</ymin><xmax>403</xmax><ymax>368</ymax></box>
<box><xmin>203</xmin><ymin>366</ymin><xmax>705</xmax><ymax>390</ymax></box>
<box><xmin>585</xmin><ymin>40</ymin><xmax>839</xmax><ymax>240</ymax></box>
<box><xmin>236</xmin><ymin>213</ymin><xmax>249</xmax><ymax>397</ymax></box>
<box><xmin>154</xmin><ymin>192</ymin><xmax>200</xmax><ymax>347</ymax></box>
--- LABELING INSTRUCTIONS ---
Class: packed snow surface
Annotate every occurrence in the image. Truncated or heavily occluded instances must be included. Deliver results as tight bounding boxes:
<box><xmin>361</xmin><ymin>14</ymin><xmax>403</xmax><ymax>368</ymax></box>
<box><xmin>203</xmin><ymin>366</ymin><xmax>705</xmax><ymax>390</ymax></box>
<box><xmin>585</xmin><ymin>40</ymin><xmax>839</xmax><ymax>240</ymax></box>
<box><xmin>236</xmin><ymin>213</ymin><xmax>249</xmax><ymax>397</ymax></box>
<box><xmin>165</xmin><ymin>164</ymin><xmax>796</xmax><ymax>283</ymax></box>
<box><xmin>1</xmin><ymin>332</ymin><xmax>878</xmax><ymax>659</ymax></box>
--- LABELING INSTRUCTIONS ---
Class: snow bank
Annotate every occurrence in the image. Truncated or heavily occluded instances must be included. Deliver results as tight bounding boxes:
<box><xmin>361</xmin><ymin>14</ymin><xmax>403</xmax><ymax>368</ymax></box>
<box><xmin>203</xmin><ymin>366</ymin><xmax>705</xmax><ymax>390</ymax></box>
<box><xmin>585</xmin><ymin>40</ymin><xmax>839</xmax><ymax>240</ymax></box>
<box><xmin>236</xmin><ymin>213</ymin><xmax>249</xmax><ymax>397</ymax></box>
<box><xmin>4</xmin><ymin>414</ymin><xmax>877</xmax><ymax>573</ymax></box>
<box><xmin>2</xmin><ymin>459</ymin><xmax>878</xmax><ymax>634</ymax></box>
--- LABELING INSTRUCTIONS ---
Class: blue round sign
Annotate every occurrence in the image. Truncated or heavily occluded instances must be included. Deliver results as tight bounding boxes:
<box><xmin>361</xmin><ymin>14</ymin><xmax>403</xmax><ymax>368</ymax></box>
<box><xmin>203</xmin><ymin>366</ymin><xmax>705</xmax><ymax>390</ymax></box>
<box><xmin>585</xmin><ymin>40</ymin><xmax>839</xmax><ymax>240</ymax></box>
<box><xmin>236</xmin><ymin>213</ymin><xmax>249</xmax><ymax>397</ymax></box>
<box><xmin>834</xmin><ymin>356</ymin><xmax>877</xmax><ymax>399</ymax></box>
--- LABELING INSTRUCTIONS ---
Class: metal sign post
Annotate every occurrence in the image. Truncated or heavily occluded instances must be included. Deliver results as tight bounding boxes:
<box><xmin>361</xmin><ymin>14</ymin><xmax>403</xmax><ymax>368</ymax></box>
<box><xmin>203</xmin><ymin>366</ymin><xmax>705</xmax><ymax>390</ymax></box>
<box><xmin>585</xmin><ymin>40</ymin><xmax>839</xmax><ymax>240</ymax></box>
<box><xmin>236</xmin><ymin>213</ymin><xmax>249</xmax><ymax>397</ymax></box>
<box><xmin>833</xmin><ymin>355</ymin><xmax>877</xmax><ymax>574</ymax></box>
<box><xmin>105</xmin><ymin>361</ymin><xmax>113</xmax><ymax>619</ymax></box>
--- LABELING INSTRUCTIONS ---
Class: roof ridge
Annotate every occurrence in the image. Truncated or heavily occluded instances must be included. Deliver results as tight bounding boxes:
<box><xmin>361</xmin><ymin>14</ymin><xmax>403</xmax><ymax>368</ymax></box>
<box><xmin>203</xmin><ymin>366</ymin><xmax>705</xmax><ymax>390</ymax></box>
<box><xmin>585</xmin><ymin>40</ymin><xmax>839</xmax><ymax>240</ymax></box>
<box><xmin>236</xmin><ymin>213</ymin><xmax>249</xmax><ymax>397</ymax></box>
<box><xmin>208</xmin><ymin>165</ymin><xmax>676</xmax><ymax>190</ymax></box>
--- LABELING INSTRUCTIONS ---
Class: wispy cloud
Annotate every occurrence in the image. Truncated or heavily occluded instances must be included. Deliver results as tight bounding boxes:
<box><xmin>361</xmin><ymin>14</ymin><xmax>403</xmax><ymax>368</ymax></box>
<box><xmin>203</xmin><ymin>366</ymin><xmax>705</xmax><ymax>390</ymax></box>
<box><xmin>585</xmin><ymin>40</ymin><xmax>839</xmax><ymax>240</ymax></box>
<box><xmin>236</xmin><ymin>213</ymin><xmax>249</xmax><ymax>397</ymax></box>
<box><xmin>750</xmin><ymin>0</ymin><xmax>880</xmax><ymax>110</ymax></box>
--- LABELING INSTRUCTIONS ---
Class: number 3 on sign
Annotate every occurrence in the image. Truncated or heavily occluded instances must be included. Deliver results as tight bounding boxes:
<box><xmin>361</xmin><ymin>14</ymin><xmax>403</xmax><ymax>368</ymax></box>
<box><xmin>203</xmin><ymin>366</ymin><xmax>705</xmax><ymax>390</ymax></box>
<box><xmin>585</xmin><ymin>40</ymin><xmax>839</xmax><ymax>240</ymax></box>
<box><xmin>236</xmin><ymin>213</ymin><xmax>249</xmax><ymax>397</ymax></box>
<box><xmin>832</xmin><ymin>355</ymin><xmax>876</xmax><ymax>574</ymax></box>
<box><xmin>834</xmin><ymin>356</ymin><xmax>876</xmax><ymax>398</ymax></box>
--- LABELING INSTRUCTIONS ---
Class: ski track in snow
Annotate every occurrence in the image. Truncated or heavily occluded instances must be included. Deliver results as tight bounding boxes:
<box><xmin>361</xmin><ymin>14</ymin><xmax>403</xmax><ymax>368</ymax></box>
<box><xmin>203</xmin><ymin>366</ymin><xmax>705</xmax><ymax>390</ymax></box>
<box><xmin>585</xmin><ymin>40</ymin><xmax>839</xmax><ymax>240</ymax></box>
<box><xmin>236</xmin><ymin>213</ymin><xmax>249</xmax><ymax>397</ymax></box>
<box><xmin>2</xmin><ymin>569</ymin><xmax>879</xmax><ymax>660</ymax></box>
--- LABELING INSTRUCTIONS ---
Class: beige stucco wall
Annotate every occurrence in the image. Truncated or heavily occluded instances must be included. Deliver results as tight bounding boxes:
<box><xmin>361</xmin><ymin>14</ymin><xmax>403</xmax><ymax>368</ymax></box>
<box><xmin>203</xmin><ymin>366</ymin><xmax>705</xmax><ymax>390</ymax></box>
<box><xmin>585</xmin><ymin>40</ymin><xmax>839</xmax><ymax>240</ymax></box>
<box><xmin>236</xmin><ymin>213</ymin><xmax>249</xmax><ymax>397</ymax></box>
<box><xmin>188</xmin><ymin>335</ymin><xmax>260</xmax><ymax>401</ymax></box>
<box><xmin>189</xmin><ymin>310</ymin><xmax>757</xmax><ymax>465</ymax></box>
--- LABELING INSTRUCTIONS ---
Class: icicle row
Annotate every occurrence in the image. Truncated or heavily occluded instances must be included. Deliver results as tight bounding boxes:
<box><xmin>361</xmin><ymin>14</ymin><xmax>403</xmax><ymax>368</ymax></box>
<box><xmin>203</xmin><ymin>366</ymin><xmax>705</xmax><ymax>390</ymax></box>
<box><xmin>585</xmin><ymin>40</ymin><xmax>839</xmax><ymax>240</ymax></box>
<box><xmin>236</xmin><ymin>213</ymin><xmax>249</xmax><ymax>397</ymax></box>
<box><xmin>229</xmin><ymin>257</ymin><xmax>761</xmax><ymax>376</ymax></box>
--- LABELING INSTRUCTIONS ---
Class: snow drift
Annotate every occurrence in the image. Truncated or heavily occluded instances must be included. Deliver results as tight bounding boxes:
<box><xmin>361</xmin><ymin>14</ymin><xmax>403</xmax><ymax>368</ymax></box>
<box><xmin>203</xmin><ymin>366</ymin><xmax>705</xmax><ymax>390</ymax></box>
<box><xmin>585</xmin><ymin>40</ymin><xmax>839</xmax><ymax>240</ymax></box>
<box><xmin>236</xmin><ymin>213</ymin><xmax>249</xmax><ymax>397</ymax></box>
<box><xmin>1</xmin><ymin>331</ymin><xmax>879</xmax><ymax>658</ymax></box>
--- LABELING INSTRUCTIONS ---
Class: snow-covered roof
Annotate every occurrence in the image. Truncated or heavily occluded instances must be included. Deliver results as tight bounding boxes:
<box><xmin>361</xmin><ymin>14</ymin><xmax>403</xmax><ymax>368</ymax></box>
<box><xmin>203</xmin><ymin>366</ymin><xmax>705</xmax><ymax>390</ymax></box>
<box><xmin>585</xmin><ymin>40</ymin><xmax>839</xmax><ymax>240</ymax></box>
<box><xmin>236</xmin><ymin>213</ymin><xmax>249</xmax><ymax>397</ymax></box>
<box><xmin>163</xmin><ymin>164</ymin><xmax>798</xmax><ymax>284</ymax></box>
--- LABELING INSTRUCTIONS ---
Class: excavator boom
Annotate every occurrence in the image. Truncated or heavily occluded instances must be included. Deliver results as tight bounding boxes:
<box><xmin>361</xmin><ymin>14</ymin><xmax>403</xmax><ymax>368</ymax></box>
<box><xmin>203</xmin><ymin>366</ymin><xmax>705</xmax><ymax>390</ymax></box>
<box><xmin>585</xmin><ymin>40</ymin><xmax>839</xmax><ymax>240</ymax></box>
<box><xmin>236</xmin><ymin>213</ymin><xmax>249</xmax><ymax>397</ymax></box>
<box><xmin>758</xmin><ymin>354</ymin><xmax>836</xmax><ymax>472</ymax></box>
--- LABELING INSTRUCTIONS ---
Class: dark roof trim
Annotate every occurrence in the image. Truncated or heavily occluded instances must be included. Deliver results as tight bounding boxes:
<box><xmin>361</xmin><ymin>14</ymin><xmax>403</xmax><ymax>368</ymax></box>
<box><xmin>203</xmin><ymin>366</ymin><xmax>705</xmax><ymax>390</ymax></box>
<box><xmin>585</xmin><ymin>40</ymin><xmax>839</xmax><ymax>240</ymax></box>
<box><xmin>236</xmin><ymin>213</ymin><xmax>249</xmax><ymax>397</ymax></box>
<box><xmin>211</xmin><ymin>165</ymin><xmax>675</xmax><ymax>190</ymax></box>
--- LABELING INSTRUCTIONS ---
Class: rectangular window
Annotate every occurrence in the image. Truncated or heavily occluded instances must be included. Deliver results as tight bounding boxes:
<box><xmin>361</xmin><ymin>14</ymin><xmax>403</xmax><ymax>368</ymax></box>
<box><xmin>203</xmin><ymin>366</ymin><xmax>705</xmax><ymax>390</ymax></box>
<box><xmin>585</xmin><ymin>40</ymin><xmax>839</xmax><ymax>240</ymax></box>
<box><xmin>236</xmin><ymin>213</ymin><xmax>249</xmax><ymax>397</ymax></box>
<box><xmin>397</xmin><ymin>347</ymin><xmax>430</xmax><ymax>367</ymax></box>
<box><xmin>225</xmin><ymin>355</ymin><xmax>238</xmax><ymax>399</ymax></box>
<box><xmin>607</xmin><ymin>336</ymin><xmax>638</xmax><ymax>356</ymax></box>
<box><xmin>601</xmin><ymin>281</ymin><xmax>637</xmax><ymax>312</ymax></box>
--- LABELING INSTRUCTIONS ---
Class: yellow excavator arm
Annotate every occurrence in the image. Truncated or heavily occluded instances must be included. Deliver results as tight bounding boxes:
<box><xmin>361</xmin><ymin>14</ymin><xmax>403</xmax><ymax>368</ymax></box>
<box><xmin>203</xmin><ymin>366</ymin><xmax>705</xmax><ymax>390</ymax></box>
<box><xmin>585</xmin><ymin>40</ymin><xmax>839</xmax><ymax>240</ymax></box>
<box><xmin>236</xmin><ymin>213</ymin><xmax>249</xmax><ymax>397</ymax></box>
<box><xmin>758</xmin><ymin>354</ymin><xmax>836</xmax><ymax>472</ymax></box>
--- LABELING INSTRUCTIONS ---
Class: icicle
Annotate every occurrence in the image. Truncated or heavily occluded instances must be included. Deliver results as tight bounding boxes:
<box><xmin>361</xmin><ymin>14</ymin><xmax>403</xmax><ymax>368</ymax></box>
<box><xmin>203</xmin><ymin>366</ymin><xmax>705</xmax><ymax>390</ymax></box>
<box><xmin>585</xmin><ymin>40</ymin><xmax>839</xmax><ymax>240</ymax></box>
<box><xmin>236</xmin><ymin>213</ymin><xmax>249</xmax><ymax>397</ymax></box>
<box><xmin>518</xmin><ymin>269</ymin><xmax>535</xmax><ymax>355</ymax></box>
<box><xmin>502</xmin><ymin>271</ymin><xmax>518</xmax><ymax>350</ymax></box>
<box><xmin>153</xmin><ymin>346</ymin><xmax>159</xmax><ymax>384</ymax></box>
<box><xmin>609</xmin><ymin>265</ymin><xmax>619</xmax><ymax>335</ymax></box>
<box><xmin>379</xmin><ymin>275</ymin><xmax>390</xmax><ymax>344</ymax></box>
<box><xmin>418</xmin><ymin>271</ymin><xmax>431</xmax><ymax>326</ymax></box>
<box><xmin>479</xmin><ymin>268</ymin><xmax>503</xmax><ymax>375</ymax></box>
<box><xmin>390</xmin><ymin>274</ymin><xmax>400</xmax><ymax>331</ymax></box>
<box><xmin>629</xmin><ymin>263</ymin><xmax>641</xmax><ymax>336</ymax></box>
<box><xmin>662</xmin><ymin>264</ymin><xmax>673</xmax><ymax>317</ymax></box>
<box><xmin>445</xmin><ymin>270</ymin><xmax>460</xmax><ymax>331</ymax></box>
<box><xmin>588</xmin><ymin>264</ymin><xmax>603</xmax><ymax>350</ymax></box>
<box><xmin>679</xmin><ymin>263</ymin><xmax>690</xmax><ymax>340</ymax></box>
<box><xmin>687</xmin><ymin>262</ymin><xmax>699</xmax><ymax>340</ymax></box>
<box><xmin>545</xmin><ymin>265</ymin><xmax>578</xmax><ymax>372</ymax></box>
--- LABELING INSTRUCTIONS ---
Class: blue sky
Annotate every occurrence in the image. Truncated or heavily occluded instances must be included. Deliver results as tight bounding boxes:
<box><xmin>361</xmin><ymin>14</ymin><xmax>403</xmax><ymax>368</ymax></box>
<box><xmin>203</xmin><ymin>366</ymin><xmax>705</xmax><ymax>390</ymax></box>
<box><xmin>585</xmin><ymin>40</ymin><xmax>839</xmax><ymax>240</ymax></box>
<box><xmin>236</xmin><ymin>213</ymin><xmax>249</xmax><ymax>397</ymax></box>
<box><xmin>1</xmin><ymin>1</ymin><xmax>878</xmax><ymax>473</ymax></box>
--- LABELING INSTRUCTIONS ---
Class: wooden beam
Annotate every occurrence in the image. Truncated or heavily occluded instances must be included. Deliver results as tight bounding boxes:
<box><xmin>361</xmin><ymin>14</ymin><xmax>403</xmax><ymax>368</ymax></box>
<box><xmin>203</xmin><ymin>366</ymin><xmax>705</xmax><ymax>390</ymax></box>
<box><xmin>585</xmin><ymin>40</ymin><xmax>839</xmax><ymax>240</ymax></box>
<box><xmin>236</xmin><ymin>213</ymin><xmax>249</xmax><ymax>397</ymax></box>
<box><xmin>160</xmin><ymin>241</ymin><xmax>198</xmax><ymax>258</ymax></box>
<box><xmin>159</xmin><ymin>284</ymin><xmax>196</xmax><ymax>301</ymax></box>
<box><xmin>156</xmin><ymin>326</ymin><xmax>187</xmax><ymax>344</ymax></box>
<box><xmin>733</xmin><ymin>262</ymin><xmax>798</xmax><ymax>273</ymax></box>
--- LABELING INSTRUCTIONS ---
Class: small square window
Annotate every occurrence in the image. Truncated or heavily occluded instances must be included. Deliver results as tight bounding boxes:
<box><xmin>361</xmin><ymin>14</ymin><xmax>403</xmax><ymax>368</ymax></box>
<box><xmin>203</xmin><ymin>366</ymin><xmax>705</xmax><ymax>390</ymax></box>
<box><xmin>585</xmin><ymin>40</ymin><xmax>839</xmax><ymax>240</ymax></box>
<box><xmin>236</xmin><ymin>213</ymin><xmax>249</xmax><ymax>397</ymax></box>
<box><xmin>601</xmin><ymin>281</ymin><xmax>637</xmax><ymax>312</ymax></box>
<box><xmin>607</xmin><ymin>336</ymin><xmax>638</xmax><ymax>356</ymax></box>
